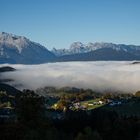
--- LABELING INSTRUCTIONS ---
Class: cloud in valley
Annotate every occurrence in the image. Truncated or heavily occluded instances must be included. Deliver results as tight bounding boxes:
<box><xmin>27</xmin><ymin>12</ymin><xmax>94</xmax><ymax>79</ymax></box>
<box><xmin>1</xmin><ymin>61</ymin><xmax>140</xmax><ymax>93</ymax></box>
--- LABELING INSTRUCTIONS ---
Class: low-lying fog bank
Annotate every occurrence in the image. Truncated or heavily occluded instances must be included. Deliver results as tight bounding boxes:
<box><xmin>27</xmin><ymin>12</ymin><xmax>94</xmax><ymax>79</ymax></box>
<box><xmin>0</xmin><ymin>61</ymin><xmax>140</xmax><ymax>93</ymax></box>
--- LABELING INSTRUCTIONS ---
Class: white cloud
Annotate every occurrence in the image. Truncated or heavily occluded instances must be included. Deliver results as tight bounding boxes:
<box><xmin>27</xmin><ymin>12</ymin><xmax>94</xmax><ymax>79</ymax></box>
<box><xmin>1</xmin><ymin>61</ymin><xmax>140</xmax><ymax>93</ymax></box>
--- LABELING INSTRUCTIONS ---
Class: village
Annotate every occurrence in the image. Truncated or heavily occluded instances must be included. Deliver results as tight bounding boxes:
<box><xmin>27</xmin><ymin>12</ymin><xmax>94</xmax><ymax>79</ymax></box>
<box><xmin>0</xmin><ymin>87</ymin><xmax>140</xmax><ymax>122</ymax></box>
<box><xmin>52</xmin><ymin>98</ymin><xmax>124</xmax><ymax>111</ymax></box>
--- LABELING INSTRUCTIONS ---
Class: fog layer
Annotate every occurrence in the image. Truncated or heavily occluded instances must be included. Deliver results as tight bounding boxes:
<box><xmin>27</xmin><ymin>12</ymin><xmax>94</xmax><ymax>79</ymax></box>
<box><xmin>1</xmin><ymin>61</ymin><xmax>140</xmax><ymax>93</ymax></box>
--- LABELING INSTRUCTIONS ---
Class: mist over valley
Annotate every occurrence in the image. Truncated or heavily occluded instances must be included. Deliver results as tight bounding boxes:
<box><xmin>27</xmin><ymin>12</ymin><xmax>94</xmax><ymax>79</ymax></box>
<box><xmin>1</xmin><ymin>61</ymin><xmax>140</xmax><ymax>93</ymax></box>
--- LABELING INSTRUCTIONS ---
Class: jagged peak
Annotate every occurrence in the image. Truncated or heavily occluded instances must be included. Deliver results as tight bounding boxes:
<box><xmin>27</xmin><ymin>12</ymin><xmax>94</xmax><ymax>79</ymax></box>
<box><xmin>0</xmin><ymin>32</ymin><xmax>28</xmax><ymax>41</ymax></box>
<box><xmin>70</xmin><ymin>42</ymin><xmax>85</xmax><ymax>49</ymax></box>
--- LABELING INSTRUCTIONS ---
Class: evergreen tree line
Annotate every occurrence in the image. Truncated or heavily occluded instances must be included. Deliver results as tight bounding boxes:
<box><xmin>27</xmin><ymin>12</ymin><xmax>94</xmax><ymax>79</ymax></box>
<box><xmin>0</xmin><ymin>90</ymin><xmax>139</xmax><ymax>140</ymax></box>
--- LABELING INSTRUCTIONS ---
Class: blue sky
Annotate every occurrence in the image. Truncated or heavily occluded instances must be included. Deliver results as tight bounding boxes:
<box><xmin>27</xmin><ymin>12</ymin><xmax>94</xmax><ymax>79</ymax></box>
<box><xmin>0</xmin><ymin>0</ymin><xmax>140</xmax><ymax>49</ymax></box>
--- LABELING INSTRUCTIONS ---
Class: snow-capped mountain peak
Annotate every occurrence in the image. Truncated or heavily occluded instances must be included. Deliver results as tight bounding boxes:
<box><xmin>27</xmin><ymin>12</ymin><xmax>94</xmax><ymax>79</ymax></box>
<box><xmin>52</xmin><ymin>42</ymin><xmax>140</xmax><ymax>56</ymax></box>
<box><xmin>70</xmin><ymin>42</ymin><xmax>84</xmax><ymax>49</ymax></box>
<box><xmin>0</xmin><ymin>32</ymin><xmax>55</xmax><ymax>64</ymax></box>
<box><xmin>0</xmin><ymin>32</ymin><xmax>30</xmax><ymax>53</ymax></box>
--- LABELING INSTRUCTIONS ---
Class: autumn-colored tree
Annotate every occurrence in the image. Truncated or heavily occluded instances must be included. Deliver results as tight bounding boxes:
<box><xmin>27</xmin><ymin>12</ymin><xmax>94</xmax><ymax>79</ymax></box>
<box><xmin>135</xmin><ymin>91</ymin><xmax>140</xmax><ymax>97</ymax></box>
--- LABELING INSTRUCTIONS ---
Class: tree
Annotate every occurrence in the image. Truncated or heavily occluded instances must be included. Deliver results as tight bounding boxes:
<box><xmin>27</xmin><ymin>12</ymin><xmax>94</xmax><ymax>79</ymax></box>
<box><xmin>75</xmin><ymin>132</ymin><xmax>85</xmax><ymax>140</ymax></box>
<box><xmin>56</xmin><ymin>99</ymin><xmax>70</xmax><ymax>111</ymax></box>
<box><xmin>15</xmin><ymin>90</ymin><xmax>46</xmax><ymax>126</ymax></box>
<box><xmin>135</xmin><ymin>91</ymin><xmax>140</xmax><ymax>97</ymax></box>
<box><xmin>75</xmin><ymin>127</ymin><xmax>102</xmax><ymax>140</ymax></box>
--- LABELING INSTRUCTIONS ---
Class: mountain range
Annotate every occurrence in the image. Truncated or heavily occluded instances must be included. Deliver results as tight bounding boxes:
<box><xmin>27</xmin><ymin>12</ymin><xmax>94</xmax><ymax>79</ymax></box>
<box><xmin>1</xmin><ymin>32</ymin><xmax>140</xmax><ymax>64</ymax></box>
<box><xmin>52</xmin><ymin>42</ymin><xmax>140</xmax><ymax>56</ymax></box>
<box><xmin>0</xmin><ymin>32</ymin><xmax>55</xmax><ymax>64</ymax></box>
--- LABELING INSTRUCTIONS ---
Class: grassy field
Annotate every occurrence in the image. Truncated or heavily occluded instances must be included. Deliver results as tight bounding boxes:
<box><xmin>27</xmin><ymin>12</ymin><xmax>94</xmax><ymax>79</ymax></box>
<box><xmin>80</xmin><ymin>98</ymin><xmax>104</xmax><ymax>110</ymax></box>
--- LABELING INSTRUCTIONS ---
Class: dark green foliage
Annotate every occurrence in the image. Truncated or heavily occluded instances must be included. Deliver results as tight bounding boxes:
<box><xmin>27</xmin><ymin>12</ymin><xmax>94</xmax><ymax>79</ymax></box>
<box><xmin>75</xmin><ymin>127</ymin><xmax>102</xmax><ymax>140</ymax></box>
<box><xmin>0</xmin><ymin>83</ymin><xmax>21</xmax><ymax>96</ymax></box>
<box><xmin>16</xmin><ymin>89</ymin><xmax>46</xmax><ymax>125</ymax></box>
<box><xmin>0</xmin><ymin>87</ymin><xmax>139</xmax><ymax>140</ymax></box>
<box><xmin>0</xmin><ymin>66</ymin><xmax>15</xmax><ymax>73</ymax></box>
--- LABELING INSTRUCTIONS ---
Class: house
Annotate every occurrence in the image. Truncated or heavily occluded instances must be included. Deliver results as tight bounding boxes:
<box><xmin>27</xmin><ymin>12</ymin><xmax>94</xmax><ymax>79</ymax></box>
<box><xmin>109</xmin><ymin>101</ymin><xmax>122</xmax><ymax>106</ymax></box>
<box><xmin>99</xmin><ymin>100</ymin><xmax>104</xmax><ymax>104</ymax></box>
<box><xmin>73</xmin><ymin>102</ymin><xmax>81</xmax><ymax>109</ymax></box>
<box><xmin>88</xmin><ymin>103</ymin><xmax>94</xmax><ymax>106</ymax></box>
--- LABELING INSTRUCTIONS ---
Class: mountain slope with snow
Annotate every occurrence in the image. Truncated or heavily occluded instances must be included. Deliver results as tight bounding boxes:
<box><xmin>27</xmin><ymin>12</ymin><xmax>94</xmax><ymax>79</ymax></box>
<box><xmin>52</xmin><ymin>42</ymin><xmax>140</xmax><ymax>61</ymax></box>
<box><xmin>52</xmin><ymin>42</ymin><xmax>140</xmax><ymax>56</ymax></box>
<box><xmin>1</xmin><ymin>32</ymin><xmax>140</xmax><ymax>63</ymax></box>
<box><xmin>0</xmin><ymin>32</ymin><xmax>55</xmax><ymax>64</ymax></box>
